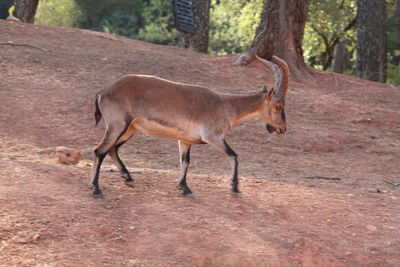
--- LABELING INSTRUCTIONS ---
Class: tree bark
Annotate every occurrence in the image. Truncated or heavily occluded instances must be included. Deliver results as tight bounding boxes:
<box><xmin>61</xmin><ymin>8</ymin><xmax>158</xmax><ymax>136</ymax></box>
<box><xmin>13</xmin><ymin>0</ymin><xmax>39</xmax><ymax>23</ymax></box>
<box><xmin>235</xmin><ymin>0</ymin><xmax>310</xmax><ymax>80</ymax></box>
<box><xmin>180</xmin><ymin>0</ymin><xmax>211</xmax><ymax>53</ymax></box>
<box><xmin>355</xmin><ymin>0</ymin><xmax>387</xmax><ymax>83</ymax></box>
<box><xmin>332</xmin><ymin>39</ymin><xmax>352</xmax><ymax>74</ymax></box>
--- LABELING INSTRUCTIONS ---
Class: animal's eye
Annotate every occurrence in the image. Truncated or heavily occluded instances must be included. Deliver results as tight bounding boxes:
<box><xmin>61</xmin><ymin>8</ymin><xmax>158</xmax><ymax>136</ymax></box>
<box><xmin>275</xmin><ymin>106</ymin><xmax>282</xmax><ymax>111</ymax></box>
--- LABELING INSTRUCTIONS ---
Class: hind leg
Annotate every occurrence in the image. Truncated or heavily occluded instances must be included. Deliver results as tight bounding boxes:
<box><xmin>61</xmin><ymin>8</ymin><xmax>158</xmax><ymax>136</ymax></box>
<box><xmin>109</xmin><ymin>127</ymin><xmax>136</xmax><ymax>187</ymax></box>
<box><xmin>91</xmin><ymin>122</ymin><xmax>127</xmax><ymax>197</ymax></box>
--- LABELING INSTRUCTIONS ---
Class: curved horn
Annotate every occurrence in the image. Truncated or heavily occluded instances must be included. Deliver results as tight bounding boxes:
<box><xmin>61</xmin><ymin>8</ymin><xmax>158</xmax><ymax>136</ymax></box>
<box><xmin>255</xmin><ymin>55</ymin><xmax>289</xmax><ymax>102</ymax></box>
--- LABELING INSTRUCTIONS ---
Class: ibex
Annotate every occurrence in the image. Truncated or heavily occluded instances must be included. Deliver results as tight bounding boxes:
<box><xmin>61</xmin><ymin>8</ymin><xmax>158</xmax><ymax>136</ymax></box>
<box><xmin>91</xmin><ymin>55</ymin><xmax>289</xmax><ymax>197</ymax></box>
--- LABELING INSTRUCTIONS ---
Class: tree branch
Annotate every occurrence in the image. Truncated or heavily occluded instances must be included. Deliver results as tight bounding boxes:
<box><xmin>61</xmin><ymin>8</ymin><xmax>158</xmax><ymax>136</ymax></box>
<box><xmin>310</xmin><ymin>25</ymin><xmax>329</xmax><ymax>49</ymax></box>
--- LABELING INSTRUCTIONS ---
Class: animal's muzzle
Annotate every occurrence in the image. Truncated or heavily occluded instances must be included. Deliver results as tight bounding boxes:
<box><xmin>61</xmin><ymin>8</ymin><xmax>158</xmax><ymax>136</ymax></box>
<box><xmin>266</xmin><ymin>123</ymin><xmax>275</xmax><ymax>133</ymax></box>
<box><xmin>266</xmin><ymin>123</ymin><xmax>286</xmax><ymax>134</ymax></box>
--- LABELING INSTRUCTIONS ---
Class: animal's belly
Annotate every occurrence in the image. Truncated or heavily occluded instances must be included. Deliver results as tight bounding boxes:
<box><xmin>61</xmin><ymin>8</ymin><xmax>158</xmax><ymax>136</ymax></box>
<box><xmin>131</xmin><ymin>117</ymin><xmax>203</xmax><ymax>144</ymax></box>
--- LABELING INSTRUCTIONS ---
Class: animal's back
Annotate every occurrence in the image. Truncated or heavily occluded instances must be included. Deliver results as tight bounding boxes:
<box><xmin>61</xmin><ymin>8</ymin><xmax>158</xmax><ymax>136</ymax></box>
<box><xmin>107</xmin><ymin>74</ymin><xmax>226</xmax><ymax>122</ymax></box>
<box><xmin>99</xmin><ymin>74</ymin><xmax>229</xmax><ymax>143</ymax></box>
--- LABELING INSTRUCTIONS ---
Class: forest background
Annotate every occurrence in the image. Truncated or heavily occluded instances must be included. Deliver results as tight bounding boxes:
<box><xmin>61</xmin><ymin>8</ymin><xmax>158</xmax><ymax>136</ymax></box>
<box><xmin>3</xmin><ymin>0</ymin><xmax>400</xmax><ymax>85</ymax></box>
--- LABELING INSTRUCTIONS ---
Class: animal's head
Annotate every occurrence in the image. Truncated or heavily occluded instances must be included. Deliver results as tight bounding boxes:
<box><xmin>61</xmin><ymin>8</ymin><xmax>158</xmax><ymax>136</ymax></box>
<box><xmin>256</xmin><ymin>55</ymin><xmax>289</xmax><ymax>134</ymax></box>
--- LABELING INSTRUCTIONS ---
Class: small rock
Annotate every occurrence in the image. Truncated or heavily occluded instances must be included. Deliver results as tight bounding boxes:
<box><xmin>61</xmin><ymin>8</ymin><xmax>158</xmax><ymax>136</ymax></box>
<box><xmin>32</xmin><ymin>234</ymin><xmax>41</xmax><ymax>243</ymax></box>
<box><xmin>366</xmin><ymin>225</ymin><xmax>377</xmax><ymax>232</ymax></box>
<box><xmin>364</xmin><ymin>246</ymin><xmax>379</xmax><ymax>255</ymax></box>
<box><xmin>345</xmin><ymin>251</ymin><xmax>352</xmax><ymax>257</ymax></box>
<box><xmin>6</xmin><ymin>15</ymin><xmax>21</xmax><ymax>22</ymax></box>
<box><xmin>55</xmin><ymin>146</ymin><xmax>82</xmax><ymax>165</ymax></box>
<box><xmin>293</xmin><ymin>238</ymin><xmax>306</xmax><ymax>248</ymax></box>
<box><xmin>97</xmin><ymin>225</ymin><xmax>112</xmax><ymax>236</ymax></box>
<box><xmin>368</xmin><ymin>188</ymin><xmax>381</xmax><ymax>193</ymax></box>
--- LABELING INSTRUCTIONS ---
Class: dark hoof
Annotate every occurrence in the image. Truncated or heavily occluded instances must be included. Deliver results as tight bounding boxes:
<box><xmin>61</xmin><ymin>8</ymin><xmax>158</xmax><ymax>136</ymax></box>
<box><xmin>231</xmin><ymin>186</ymin><xmax>240</xmax><ymax>193</ymax></box>
<box><xmin>92</xmin><ymin>192</ymin><xmax>103</xmax><ymax>198</ymax></box>
<box><xmin>124</xmin><ymin>180</ymin><xmax>135</xmax><ymax>187</ymax></box>
<box><xmin>92</xmin><ymin>189</ymin><xmax>103</xmax><ymax>198</ymax></box>
<box><xmin>182</xmin><ymin>187</ymin><xmax>193</xmax><ymax>196</ymax></box>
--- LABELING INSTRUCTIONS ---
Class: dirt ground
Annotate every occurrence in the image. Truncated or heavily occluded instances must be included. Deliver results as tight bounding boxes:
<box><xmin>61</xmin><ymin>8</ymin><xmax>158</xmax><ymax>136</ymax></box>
<box><xmin>0</xmin><ymin>20</ymin><xmax>400</xmax><ymax>266</ymax></box>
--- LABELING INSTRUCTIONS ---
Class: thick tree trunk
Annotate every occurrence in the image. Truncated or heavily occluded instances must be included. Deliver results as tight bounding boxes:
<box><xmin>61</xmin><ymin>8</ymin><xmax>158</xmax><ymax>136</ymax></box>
<box><xmin>180</xmin><ymin>0</ymin><xmax>211</xmax><ymax>53</ymax></box>
<box><xmin>332</xmin><ymin>39</ymin><xmax>352</xmax><ymax>74</ymax></box>
<box><xmin>13</xmin><ymin>0</ymin><xmax>39</xmax><ymax>23</ymax></box>
<box><xmin>355</xmin><ymin>0</ymin><xmax>387</xmax><ymax>83</ymax></box>
<box><xmin>393</xmin><ymin>0</ymin><xmax>400</xmax><ymax>65</ymax></box>
<box><xmin>235</xmin><ymin>0</ymin><xmax>310</xmax><ymax>80</ymax></box>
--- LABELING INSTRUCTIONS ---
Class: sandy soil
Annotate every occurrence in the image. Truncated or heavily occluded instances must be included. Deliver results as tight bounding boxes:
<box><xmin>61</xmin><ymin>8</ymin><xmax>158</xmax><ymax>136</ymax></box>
<box><xmin>0</xmin><ymin>20</ymin><xmax>400</xmax><ymax>266</ymax></box>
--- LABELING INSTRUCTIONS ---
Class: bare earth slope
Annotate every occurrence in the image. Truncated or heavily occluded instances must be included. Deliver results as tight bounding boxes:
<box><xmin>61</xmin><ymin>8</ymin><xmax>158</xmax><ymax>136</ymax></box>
<box><xmin>0</xmin><ymin>20</ymin><xmax>399</xmax><ymax>266</ymax></box>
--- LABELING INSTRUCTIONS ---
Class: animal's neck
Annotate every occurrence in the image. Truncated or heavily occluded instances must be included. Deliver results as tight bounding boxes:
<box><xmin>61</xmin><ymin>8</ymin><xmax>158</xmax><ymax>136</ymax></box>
<box><xmin>221</xmin><ymin>93</ymin><xmax>265</xmax><ymax>126</ymax></box>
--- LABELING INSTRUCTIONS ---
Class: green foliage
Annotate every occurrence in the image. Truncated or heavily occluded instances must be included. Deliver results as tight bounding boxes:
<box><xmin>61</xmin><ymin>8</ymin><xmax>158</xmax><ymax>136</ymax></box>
<box><xmin>77</xmin><ymin>0</ymin><xmax>176</xmax><ymax>45</ymax></box>
<box><xmin>8</xmin><ymin>5</ymin><xmax>14</xmax><ymax>16</ymax></box>
<box><xmin>387</xmin><ymin>50</ymin><xmax>400</xmax><ymax>85</ymax></box>
<box><xmin>209</xmin><ymin>0</ymin><xmax>263</xmax><ymax>55</ymax></box>
<box><xmin>387</xmin><ymin>0</ymin><xmax>399</xmax><ymax>59</ymax></box>
<box><xmin>136</xmin><ymin>0</ymin><xmax>177</xmax><ymax>45</ymax></box>
<box><xmin>99</xmin><ymin>10</ymin><xmax>140</xmax><ymax>37</ymax></box>
<box><xmin>137</xmin><ymin>22</ymin><xmax>178</xmax><ymax>45</ymax></box>
<box><xmin>35</xmin><ymin>0</ymin><xmax>83</xmax><ymax>27</ymax></box>
<box><xmin>35</xmin><ymin>0</ymin><xmax>176</xmax><ymax>45</ymax></box>
<box><xmin>387</xmin><ymin>63</ymin><xmax>400</xmax><ymax>86</ymax></box>
<box><xmin>75</xmin><ymin>0</ymin><xmax>144</xmax><ymax>32</ymax></box>
<box><xmin>304</xmin><ymin>0</ymin><xmax>356</xmax><ymax>70</ymax></box>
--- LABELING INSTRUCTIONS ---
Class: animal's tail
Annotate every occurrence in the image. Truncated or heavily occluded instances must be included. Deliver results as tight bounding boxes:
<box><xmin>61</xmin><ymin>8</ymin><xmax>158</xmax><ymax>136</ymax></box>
<box><xmin>94</xmin><ymin>93</ymin><xmax>102</xmax><ymax>126</ymax></box>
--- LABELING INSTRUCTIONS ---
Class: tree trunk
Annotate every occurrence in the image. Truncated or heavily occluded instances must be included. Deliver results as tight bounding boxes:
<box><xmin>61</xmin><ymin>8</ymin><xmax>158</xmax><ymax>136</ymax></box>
<box><xmin>332</xmin><ymin>39</ymin><xmax>352</xmax><ymax>74</ymax></box>
<box><xmin>235</xmin><ymin>0</ymin><xmax>310</xmax><ymax>80</ymax></box>
<box><xmin>355</xmin><ymin>0</ymin><xmax>387</xmax><ymax>83</ymax></box>
<box><xmin>13</xmin><ymin>0</ymin><xmax>39</xmax><ymax>23</ymax></box>
<box><xmin>180</xmin><ymin>0</ymin><xmax>211</xmax><ymax>53</ymax></box>
<box><xmin>393</xmin><ymin>0</ymin><xmax>400</xmax><ymax>65</ymax></box>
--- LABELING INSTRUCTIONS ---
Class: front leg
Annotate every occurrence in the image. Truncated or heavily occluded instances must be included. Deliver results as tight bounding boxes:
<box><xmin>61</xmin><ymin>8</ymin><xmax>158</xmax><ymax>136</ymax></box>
<box><xmin>223</xmin><ymin>140</ymin><xmax>239</xmax><ymax>193</ymax></box>
<box><xmin>204</xmin><ymin>137</ymin><xmax>239</xmax><ymax>193</ymax></box>
<box><xmin>178</xmin><ymin>140</ymin><xmax>192</xmax><ymax>195</ymax></box>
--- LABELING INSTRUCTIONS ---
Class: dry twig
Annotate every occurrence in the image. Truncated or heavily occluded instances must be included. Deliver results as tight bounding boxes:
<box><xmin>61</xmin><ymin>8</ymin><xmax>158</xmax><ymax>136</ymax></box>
<box><xmin>0</xmin><ymin>41</ymin><xmax>48</xmax><ymax>52</ymax></box>
<box><xmin>305</xmin><ymin>176</ymin><xmax>341</xmax><ymax>181</ymax></box>
<box><xmin>384</xmin><ymin>180</ymin><xmax>400</xmax><ymax>190</ymax></box>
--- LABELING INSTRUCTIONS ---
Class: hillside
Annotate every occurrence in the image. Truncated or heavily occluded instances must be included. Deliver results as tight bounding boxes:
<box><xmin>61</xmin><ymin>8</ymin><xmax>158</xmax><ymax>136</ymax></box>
<box><xmin>1</xmin><ymin>20</ymin><xmax>400</xmax><ymax>266</ymax></box>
